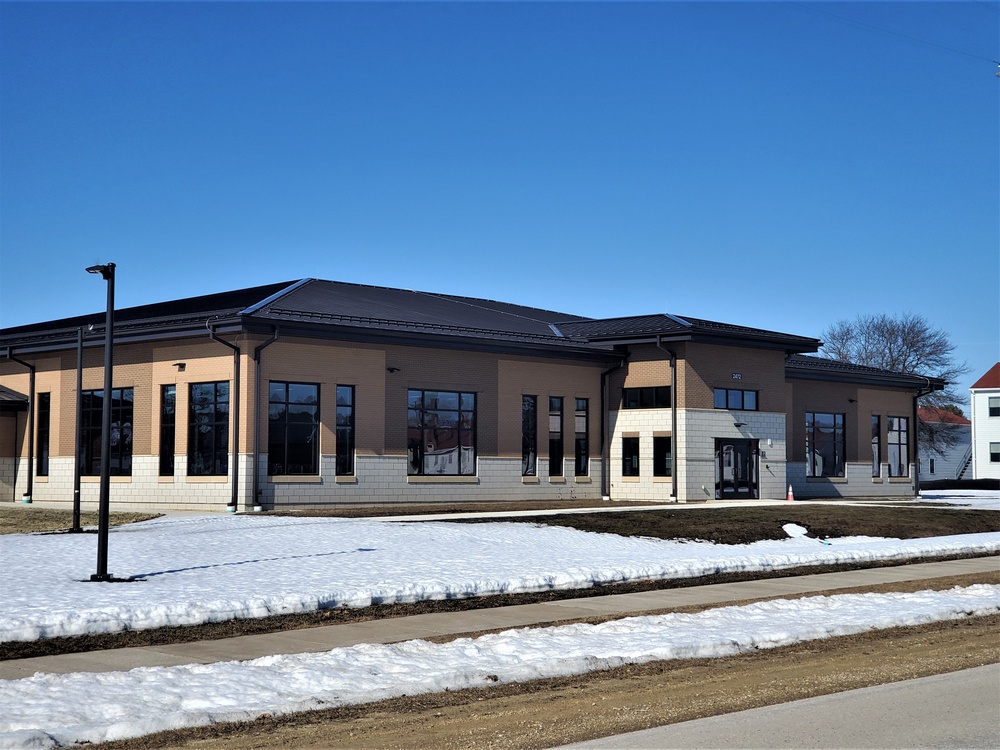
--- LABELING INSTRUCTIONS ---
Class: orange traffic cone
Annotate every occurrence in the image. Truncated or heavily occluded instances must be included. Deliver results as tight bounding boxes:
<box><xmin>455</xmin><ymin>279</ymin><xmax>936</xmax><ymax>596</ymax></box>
<box><xmin>786</xmin><ymin>484</ymin><xmax>795</xmax><ymax>502</ymax></box>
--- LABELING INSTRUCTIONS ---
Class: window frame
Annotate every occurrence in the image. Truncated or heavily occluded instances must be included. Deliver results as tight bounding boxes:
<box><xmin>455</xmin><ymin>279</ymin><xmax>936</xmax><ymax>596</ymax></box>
<box><xmin>870</xmin><ymin>415</ymin><xmax>881</xmax><ymax>478</ymax></box>
<box><xmin>574</xmin><ymin>398</ymin><xmax>588</xmax><ymax>476</ymax></box>
<box><xmin>805</xmin><ymin>411</ymin><xmax>845</xmax><ymax>478</ymax></box>
<box><xmin>188</xmin><ymin>381</ymin><xmax>229</xmax><ymax>477</ymax></box>
<box><xmin>81</xmin><ymin>387</ymin><xmax>134</xmax><ymax>477</ymax></box>
<box><xmin>267</xmin><ymin>381</ymin><xmax>320</xmax><ymax>476</ymax></box>
<box><xmin>622</xmin><ymin>386</ymin><xmax>671</xmax><ymax>409</ymax></box>
<box><xmin>622</xmin><ymin>436</ymin><xmax>640</xmax><ymax>477</ymax></box>
<box><xmin>887</xmin><ymin>415</ymin><xmax>909</xmax><ymax>477</ymax></box>
<box><xmin>159</xmin><ymin>384</ymin><xmax>176</xmax><ymax>477</ymax></box>
<box><xmin>653</xmin><ymin>435</ymin><xmax>672</xmax><ymax>477</ymax></box>
<box><xmin>989</xmin><ymin>397</ymin><xmax>1000</xmax><ymax>418</ymax></box>
<box><xmin>548</xmin><ymin>396</ymin><xmax>564</xmax><ymax>478</ymax></box>
<box><xmin>989</xmin><ymin>442</ymin><xmax>1000</xmax><ymax>463</ymax></box>
<box><xmin>335</xmin><ymin>385</ymin><xmax>355</xmax><ymax>476</ymax></box>
<box><xmin>713</xmin><ymin>388</ymin><xmax>758</xmax><ymax>411</ymax></box>
<box><xmin>36</xmin><ymin>392</ymin><xmax>50</xmax><ymax>477</ymax></box>
<box><xmin>521</xmin><ymin>395</ymin><xmax>537</xmax><ymax>477</ymax></box>
<box><xmin>407</xmin><ymin>389</ymin><xmax>477</xmax><ymax>476</ymax></box>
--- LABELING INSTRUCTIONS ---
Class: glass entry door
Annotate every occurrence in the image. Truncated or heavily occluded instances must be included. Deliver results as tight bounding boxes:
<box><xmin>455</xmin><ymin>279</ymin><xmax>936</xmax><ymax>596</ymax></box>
<box><xmin>714</xmin><ymin>438</ymin><xmax>759</xmax><ymax>499</ymax></box>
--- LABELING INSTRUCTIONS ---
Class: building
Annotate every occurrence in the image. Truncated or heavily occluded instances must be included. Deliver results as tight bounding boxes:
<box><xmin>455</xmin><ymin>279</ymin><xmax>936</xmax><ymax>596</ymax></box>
<box><xmin>916</xmin><ymin>407</ymin><xmax>972</xmax><ymax>482</ymax></box>
<box><xmin>969</xmin><ymin>363</ymin><xmax>1000</xmax><ymax>481</ymax></box>
<box><xmin>0</xmin><ymin>278</ymin><xmax>943</xmax><ymax>511</ymax></box>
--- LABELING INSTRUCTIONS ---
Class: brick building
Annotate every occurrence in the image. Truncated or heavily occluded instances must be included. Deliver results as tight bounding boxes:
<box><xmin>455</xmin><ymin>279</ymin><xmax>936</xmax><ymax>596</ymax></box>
<box><xmin>0</xmin><ymin>279</ymin><xmax>942</xmax><ymax>510</ymax></box>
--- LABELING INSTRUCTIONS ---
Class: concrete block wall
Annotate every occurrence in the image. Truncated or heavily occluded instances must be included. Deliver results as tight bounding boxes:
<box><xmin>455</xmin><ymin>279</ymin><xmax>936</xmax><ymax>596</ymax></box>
<box><xmin>787</xmin><ymin>461</ymin><xmax>917</xmax><ymax>498</ymax></box>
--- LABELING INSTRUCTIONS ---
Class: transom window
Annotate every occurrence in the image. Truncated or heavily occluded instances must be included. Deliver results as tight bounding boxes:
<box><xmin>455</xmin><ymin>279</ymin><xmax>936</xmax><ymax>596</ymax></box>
<box><xmin>805</xmin><ymin>412</ymin><xmax>844</xmax><ymax>478</ymax></box>
<box><xmin>622</xmin><ymin>386</ymin><xmax>671</xmax><ymax>409</ymax></box>
<box><xmin>714</xmin><ymin>388</ymin><xmax>758</xmax><ymax>411</ymax></box>
<box><xmin>407</xmin><ymin>390</ymin><xmax>476</xmax><ymax>476</ymax></box>
<box><xmin>268</xmin><ymin>382</ymin><xmax>319</xmax><ymax>476</ymax></box>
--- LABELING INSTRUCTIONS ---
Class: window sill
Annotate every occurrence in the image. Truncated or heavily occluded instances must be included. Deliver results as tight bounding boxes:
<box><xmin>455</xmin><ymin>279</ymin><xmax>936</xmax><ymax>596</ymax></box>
<box><xmin>158</xmin><ymin>477</ymin><xmax>175</xmax><ymax>484</ymax></box>
<box><xmin>34</xmin><ymin>476</ymin><xmax>48</xmax><ymax>483</ymax></box>
<box><xmin>888</xmin><ymin>477</ymin><xmax>912</xmax><ymax>483</ymax></box>
<box><xmin>620</xmin><ymin>477</ymin><xmax>641</xmax><ymax>483</ymax></box>
<box><xmin>548</xmin><ymin>477</ymin><xmax>566</xmax><ymax>484</ymax></box>
<box><xmin>269</xmin><ymin>475</ymin><xmax>322</xmax><ymax>483</ymax></box>
<box><xmin>335</xmin><ymin>476</ymin><xmax>358</xmax><ymax>484</ymax></box>
<box><xmin>806</xmin><ymin>476</ymin><xmax>847</xmax><ymax>483</ymax></box>
<box><xmin>185</xmin><ymin>476</ymin><xmax>228</xmax><ymax>483</ymax></box>
<box><xmin>871</xmin><ymin>478</ymin><xmax>883</xmax><ymax>484</ymax></box>
<box><xmin>82</xmin><ymin>476</ymin><xmax>133</xmax><ymax>483</ymax></box>
<box><xmin>407</xmin><ymin>475</ymin><xmax>479</xmax><ymax>484</ymax></box>
<box><xmin>574</xmin><ymin>476</ymin><xmax>592</xmax><ymax>484</ymax></box>
<box><xmin>653</xmin><ymin>476</ymin><xmax>673</xmax><ymax>483</ymax></box>
<box><xmin>521</xmin><ymin>476</ymin><xmax>539</xmax><ymax>484</ymax></box>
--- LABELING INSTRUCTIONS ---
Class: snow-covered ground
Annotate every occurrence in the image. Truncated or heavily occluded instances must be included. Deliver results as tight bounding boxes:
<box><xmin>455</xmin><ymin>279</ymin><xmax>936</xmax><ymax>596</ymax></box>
<box><xmin>1</xmin><ymin>489</ymin><xmax>997</xmax><ymax>748</ymax></box>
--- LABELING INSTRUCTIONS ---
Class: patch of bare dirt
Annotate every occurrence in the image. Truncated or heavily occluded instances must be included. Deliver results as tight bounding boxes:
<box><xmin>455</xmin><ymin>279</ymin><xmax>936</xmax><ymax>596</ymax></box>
<box><xmin>0</xmin><ymin>506</ymin><xmax>160</xmax><ymax>535</ymax></box>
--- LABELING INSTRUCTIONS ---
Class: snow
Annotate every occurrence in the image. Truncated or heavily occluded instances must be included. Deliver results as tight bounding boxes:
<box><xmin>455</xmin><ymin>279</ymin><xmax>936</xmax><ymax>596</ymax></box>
<box><xmin>917</xmin><ymin>489</ymin><xmax>1000</xmax><ymax>511</ymax></box>
<box><xmin>0</xmin><ymin>488</ymin><xmax>997</xmax><ymax>748</ymax></box>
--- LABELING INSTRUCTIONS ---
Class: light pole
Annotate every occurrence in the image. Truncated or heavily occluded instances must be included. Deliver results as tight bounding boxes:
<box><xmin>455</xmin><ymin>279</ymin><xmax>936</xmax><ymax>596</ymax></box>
<box><xmin>86</xmin><ymin>263</ymin><xmax>115</xmax><ymax>582</ymax></box>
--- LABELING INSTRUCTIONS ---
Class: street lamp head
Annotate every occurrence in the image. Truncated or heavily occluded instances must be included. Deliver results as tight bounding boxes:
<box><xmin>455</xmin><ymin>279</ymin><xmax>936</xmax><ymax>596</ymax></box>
<box><xmin>86</xmin><ymin>263</ymin><xmax>115</xmax><ymax>281</ymax></box>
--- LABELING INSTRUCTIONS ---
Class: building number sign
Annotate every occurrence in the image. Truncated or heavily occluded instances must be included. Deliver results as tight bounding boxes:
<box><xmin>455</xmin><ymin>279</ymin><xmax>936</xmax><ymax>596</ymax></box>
<box><xmin>732</xmin><ymin>373</ymin><xmax>743</xmax><ymax>380</ymax></box>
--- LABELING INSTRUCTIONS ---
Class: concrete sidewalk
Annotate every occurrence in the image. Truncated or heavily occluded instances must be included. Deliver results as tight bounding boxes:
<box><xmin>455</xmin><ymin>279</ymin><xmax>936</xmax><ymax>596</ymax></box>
<box><xmin>2</xmin><ymin>556</ymin><xmax>997</xmax><ymax>681</ymax></box>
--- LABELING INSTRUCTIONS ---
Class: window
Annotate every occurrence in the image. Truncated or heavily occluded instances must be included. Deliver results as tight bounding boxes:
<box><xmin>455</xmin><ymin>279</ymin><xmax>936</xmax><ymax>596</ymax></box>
<box><xmin>929</xmin><ymin>458</ymin><xmax>935</xmax><ymax>475</ymax></box>
<box><xmin>407</xmin><ymin>390</ymin><xmax>476</xmax><ymax>476</ymax></box>
<box><xmin>548</xmin><ymin>396</ymin><xmax>564</xmax><ymax>477</ymax></box>
<box><xmin>990</xmin><ymin>442</ymin><xmax>1000</xmax><ymax>463</ymax></box>
<box><xmin>160</xmin><ymin>385</ymin><xmax>176</xmax><ymax>476</ymax></box>
<box><xmin>714</xmin><ymin>388</ymin><xmax>758</xmax><ymax>411</ymax></box>
<box><xmin>575</xmin><ymin>398</ymin><xmax>588</xmax><ymax>476</ymax></box>
<box><xmin>887</xmin><ymin>416</ymin><xmax>909</xmax><ymax>477</ymax></box>
<box><xmin>36</xmin><ymin>393</ymin><xmax>50</xmax><ymax>477</ymax></box>
<box><xmin>870</xmin><ymin>415</ymin><xmax>880</xmax><ymax>478</ymax></box>
<box><xmin>805</xmin><ymin>412</ymin><xmax>845</xmax><ymax>478</ymax></box>
<box><xmin>268</xmin><ymin>382</ymin><xmax>319</xmax><ymax>475</ymax></box>
<box><xmin>336</xmin><ymin>385</ymin><xmax>355</xmax><ymax>476</ymax></box>
<box><xmin>189</xmin><ymin>382</ymin><xmax>229</xmax><ymax>476</ymax></box>
<box><xmin>622</xmin><ymin>437</ymin><xmax>640</xmax><ymax>476</ymax></box>
<box><xmin>521</xmin><ymin>395</ymin><xmax>537</xmax><ymax>476</ymax></box>
<box><xmin>622</xmin><ymin>386</ymin><xmax>671</xmax><ymax>409</ymax></box>
<box><xmin>81</xmin><ymin>388</ymin><xmax>134</xmax><ymax>476</ymax></box>
<box><xmin>990</xmin><ymin>397</ymin><xmax>1000</xmax><ymax>417</ymax></box>
<box><xmin>653</xmin><ymin>436</ymin><xmax>672</xmax><ymax>477</ymax></box>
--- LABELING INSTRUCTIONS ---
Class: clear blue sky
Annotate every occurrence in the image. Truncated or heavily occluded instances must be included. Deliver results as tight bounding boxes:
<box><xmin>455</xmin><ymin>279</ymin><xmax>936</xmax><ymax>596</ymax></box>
<box><xmin>1</xmin><ymin>1</ymin><xmax>997</xmax><ymax>399</ymax></box>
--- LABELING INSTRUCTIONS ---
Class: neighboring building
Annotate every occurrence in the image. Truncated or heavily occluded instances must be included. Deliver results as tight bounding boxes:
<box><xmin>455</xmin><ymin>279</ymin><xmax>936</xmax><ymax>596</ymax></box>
<box><xmin>0</xmin><ymin>279</ymin><xmax>943</xmax><ymax>511</ymax></box>
<box><xmin>916</xmin><ymin>407</ymin><xmax>972</xmax><ymax>482</ymax></box>
<box><xmin>970</xmin><ymin>363</ymin><xmax>1000</xmax><ymax>481</ymax></box>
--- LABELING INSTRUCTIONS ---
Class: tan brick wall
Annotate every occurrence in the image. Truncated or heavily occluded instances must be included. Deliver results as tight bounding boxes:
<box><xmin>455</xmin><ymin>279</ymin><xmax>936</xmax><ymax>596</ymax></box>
<box><xmin>681</xmin><ymin>343</ymin><xmax>786</xmax><ymax>411</ymax></box>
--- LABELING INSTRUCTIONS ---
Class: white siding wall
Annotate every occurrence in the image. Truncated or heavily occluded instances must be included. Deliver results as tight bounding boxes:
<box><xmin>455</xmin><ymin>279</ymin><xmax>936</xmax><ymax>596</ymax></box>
<box><xmin>971</xmin><ymin>388</ymin><xmax>1000</xmax><ymax>480</ymax></box>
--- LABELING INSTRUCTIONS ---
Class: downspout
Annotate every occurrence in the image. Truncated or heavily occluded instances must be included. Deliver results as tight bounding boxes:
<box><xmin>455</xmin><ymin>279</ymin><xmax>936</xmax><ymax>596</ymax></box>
<box><xmin>600</xmin><ymin>351</ymin><xmax>628</xmax><ymax>499</ymax></box>
<box><xmin>2</xmin><ymin>349</ymin><xmax>35</xmax><ymax>503</ymax></box>
<box><xmin>656</xmin><ymin>336</ymin><xmax>678</xmax><ymax>499</ymax></box>
<box><xmin>252</xmin><ymin>327</ymin><xmax>280</xmax><ymax>510</ymax></box>
<box><xmin>207</xmin><ymin>322</ymin><xmax>241</xmax><ymax>511</ymax></box>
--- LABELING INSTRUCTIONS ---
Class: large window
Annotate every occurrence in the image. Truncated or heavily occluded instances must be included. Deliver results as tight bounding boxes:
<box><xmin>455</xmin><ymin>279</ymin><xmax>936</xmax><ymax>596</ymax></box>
<box><xmin>548</xmin><ymin>396</ymin><xmax>564</xmax><ymax>477</ymax></box>
<box><xmin>653</xmin><ymin>435</ymin><xmax>672</xmax><ymax>477</ymax></box>
<box><xmin>336</xmin><ymin>385</ymin><xmax>355</xmax><ymax>476</ymax></box>
<box><xmin>189</xmin><ymin>382</ymin><xmax>229</xmax><ymax>476</ymax></box>
<box><xmin>714</xmin><ymin>388</ymin><xmax>758</xmax><ymax>411</ymax></box>
<box><xmin>160</xmin><ymin>385</ymin><xmax>176</xmax><ymax>476</ymax></box>
<box><xmin>805</xmin><ymin>412</ymin><xmax>844</xmax><ymax>478</ymax></box>
<box><xmin>36</xmin><ymin>392</ymin><xmax>50</xmax><ymax>477</ymax></box>
<box><xmin>268</xmin><ymin>382</ymin><xmax>319</xmax><ymax>476</ymax></box>
<box><xmin>81</xmin><ymin>388</ymin><xmax>134</xmax><ymax>476</ymax></box>
<box><xmin>870</xmin><ymin>415</ymin><xmax>881</xmax><ymax>478</ymax></box>
<box><xmin>622</xmin><ymin>436</ymin><xmax>640</xmax><ymax>476</ymax></box>
<box><xmin>887</xmin><ymin>416</ymin><xmax>909</xmax><ymax>477</ymax></box>
<box><xmin>575</xmin><ymin>398</ymin><xmax>588</xmax><ymax>476</ymax></box>
<box><xmin>407</xmin><ymin>390</ymin><xmax>476</xmax><ymax>476</ymax></box>
<box><xmin>622</xmin><ymin>386</ymin><xmax>671</xmax><ymax>409</ymax></box>
<box><xmin>522</xmin><ymin>395</ymin><xmax>537</xmax><ymax>476</ymax></box>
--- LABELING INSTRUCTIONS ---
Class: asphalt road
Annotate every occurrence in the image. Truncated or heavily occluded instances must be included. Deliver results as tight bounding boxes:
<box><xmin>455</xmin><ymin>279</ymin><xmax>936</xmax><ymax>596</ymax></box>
<box><xmin>560</xmin><ymin>663</ymin><xmax>1000</xmax><ymax>749</ymax></box>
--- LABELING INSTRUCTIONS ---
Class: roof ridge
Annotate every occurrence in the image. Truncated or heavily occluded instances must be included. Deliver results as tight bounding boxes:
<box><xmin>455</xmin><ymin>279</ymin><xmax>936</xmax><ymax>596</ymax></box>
<box><xmin>240</xmin><ymin>279</ymin><xmax>314</xmax><ymax>316</ymax></box>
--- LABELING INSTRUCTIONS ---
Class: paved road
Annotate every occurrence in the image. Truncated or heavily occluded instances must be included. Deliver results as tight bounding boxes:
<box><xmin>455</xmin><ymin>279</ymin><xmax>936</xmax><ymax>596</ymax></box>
<box><xmin>560</xmin><ymin>663</ymin><xmax>1000</xmax><ymax>749</ymax></box>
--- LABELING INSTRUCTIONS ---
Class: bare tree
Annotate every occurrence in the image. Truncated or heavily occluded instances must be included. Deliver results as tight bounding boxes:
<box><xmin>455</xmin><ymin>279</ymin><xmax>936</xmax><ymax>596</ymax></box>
<box><xmin>820</xmin><ymin>312</ymin><xmax>969</xmax><ymax>456</ymax></box>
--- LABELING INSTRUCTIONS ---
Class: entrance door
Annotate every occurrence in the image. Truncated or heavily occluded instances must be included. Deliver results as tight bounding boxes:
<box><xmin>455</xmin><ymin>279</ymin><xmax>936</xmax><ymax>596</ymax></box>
<box><xmin>714</xmin><ymin>439</ymin><xmax>759</xmax><ymax>499</ymax></box>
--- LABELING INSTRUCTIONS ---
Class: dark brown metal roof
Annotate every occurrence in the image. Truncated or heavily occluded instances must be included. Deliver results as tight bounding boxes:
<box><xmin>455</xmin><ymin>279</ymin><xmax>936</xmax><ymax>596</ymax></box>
<box><xmin>786</xmin><ymin>354</ymin><xmax>945</xmax><ymax>390</ymax></box>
